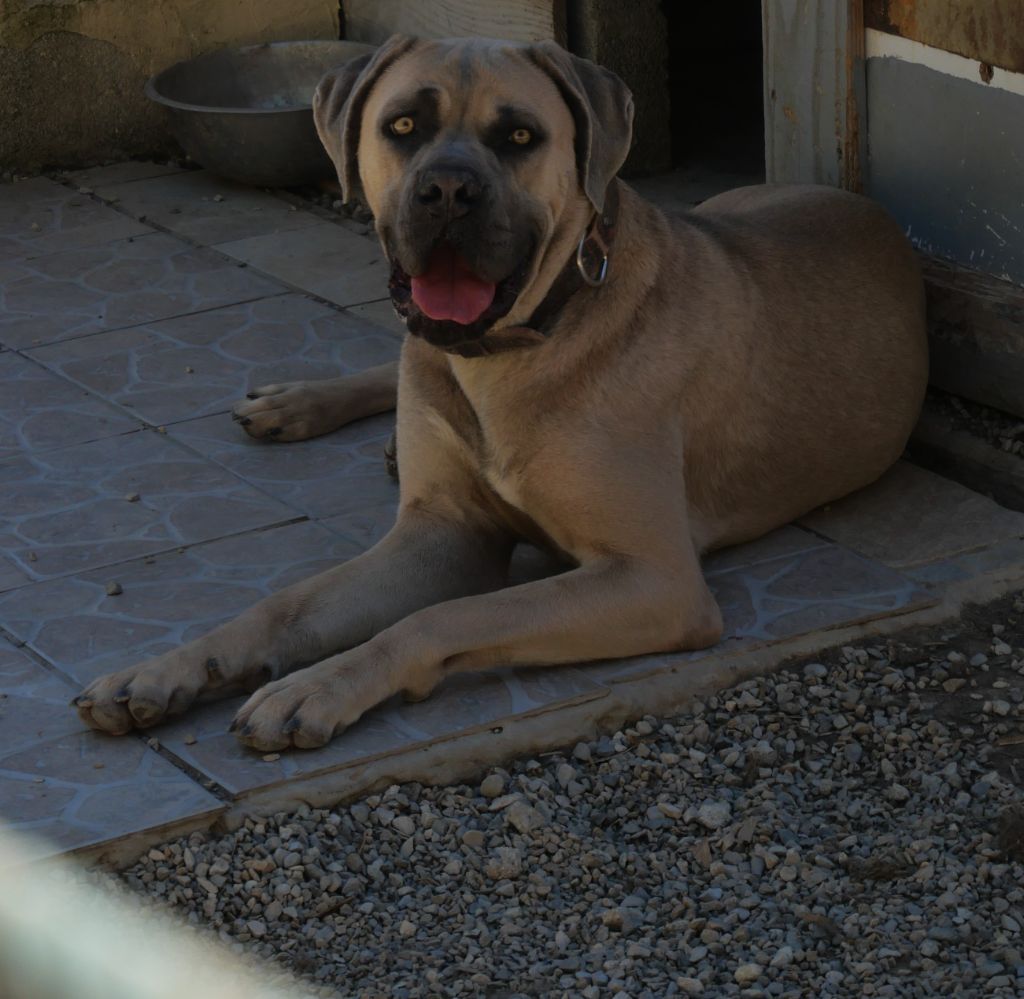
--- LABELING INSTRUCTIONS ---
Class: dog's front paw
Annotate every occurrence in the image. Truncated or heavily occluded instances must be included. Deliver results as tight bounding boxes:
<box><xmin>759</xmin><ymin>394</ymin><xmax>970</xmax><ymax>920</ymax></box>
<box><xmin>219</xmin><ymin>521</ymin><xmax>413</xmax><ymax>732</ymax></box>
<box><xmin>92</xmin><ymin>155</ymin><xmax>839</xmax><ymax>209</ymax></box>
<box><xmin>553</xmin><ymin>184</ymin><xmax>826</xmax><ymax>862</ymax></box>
<box><xmin>230</xmin><ymin>654</ymin><xmax>403</xmax><ymax>751</ymax></box>
<box><xmin>230</xmin><ymin>676</ymin><xmax>347</xmax><ymax>751</ymax></box>
<box><xmin>232</xmin><ymin>382</ymin><xmax>337</xmax><ymax>442</ymax></box>
<box><xmin>73</xmin><ymin>658</ymin><xmax>207</xmax><ymax>734</ymax></box>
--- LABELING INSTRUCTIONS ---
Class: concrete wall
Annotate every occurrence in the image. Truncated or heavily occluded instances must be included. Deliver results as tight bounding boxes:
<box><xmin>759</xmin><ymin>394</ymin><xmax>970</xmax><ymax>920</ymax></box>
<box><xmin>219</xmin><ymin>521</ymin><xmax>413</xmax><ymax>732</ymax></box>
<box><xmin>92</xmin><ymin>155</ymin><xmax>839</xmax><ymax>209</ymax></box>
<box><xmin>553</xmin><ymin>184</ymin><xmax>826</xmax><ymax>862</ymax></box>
<box><xmin>0</xmin><ymin>0</ymin><xmax>340</xmax><ymax>173</ymax></box>
<box><xmin>566</xmin><ymin>0</ymin><xmax>670</xmax><ymax>176</ymax></box>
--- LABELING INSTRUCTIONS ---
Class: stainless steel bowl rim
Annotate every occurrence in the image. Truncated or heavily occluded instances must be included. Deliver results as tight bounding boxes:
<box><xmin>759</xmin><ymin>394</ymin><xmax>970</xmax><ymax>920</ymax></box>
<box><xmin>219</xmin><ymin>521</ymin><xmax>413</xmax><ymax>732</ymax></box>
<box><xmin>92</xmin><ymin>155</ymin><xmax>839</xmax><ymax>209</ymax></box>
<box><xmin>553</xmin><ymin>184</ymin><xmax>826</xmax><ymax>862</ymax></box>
<box><xmin>145</xmin><ymin>40</ymin><xmax>374</xmax><ymax>116</ymax></box>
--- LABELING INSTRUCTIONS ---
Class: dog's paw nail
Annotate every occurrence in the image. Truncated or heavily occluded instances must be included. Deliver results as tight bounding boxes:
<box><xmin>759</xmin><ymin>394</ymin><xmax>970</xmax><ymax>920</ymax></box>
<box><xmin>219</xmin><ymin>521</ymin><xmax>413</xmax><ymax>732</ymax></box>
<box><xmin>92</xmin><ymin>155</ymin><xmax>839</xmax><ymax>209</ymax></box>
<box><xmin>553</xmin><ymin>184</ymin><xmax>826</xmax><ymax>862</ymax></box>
<box><xmin>130</xmin><ymin>700</ymin><xmax>162</xmax><ymax>724</ymax></box>
<box><xmin>246</xmin><ymin>391</ymin><xmax>259</xmax><ymax>400</ymax></box>
<box><xmin>71</xmin><ymin>695</ymin><xmax>92</xmax><ymax>708</ymax></box>
<box><xmin>268</xmin><ymin>427</ymin><xmax>282</xmax><ymax>437</ymax></box>
<box><xmin>228</xmin><ymin>717</ymin><xmax>241</xmax><ymax>733</ymax></box>
<box><xmin>205</xmin><ymin>656</ymin><xmax>223</xmax><ymax>682</ymax></box>
<box><xmin>240</xmin><ymin>417</ymin><xmax>252</xmax><ymax>426</ymax></box>
<box><xmin>113</xmin><ymin>687</ymin><xmax>131</xmax><ymax>704</ymax></box>
<box><xmin>283</xmin><ymin>716</ymin><xmax>301</xmax><ymax>734</ymax></box>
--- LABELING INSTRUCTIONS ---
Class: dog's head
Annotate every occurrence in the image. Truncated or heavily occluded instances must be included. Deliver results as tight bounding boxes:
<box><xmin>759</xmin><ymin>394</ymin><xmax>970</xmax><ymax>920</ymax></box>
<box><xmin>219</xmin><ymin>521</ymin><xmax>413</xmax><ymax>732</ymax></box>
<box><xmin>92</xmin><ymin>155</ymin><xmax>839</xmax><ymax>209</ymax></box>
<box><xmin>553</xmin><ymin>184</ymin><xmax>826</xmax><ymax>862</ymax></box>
<box><xmin>313</xmin><ymin>36</ymin><xmax>633</xmax><ymax>352</ymax></box>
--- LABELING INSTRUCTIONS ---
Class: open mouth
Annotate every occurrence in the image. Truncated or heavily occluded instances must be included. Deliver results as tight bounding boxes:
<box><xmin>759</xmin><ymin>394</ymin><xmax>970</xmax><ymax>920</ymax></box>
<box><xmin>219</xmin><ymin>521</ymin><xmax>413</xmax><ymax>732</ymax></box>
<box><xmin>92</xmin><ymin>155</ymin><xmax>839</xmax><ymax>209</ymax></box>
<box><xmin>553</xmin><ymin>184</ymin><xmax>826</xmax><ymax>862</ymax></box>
<box><xmin>389</xmin><ymin>242</ymin><xmax>531</xmax><ymax>349</ymax></box>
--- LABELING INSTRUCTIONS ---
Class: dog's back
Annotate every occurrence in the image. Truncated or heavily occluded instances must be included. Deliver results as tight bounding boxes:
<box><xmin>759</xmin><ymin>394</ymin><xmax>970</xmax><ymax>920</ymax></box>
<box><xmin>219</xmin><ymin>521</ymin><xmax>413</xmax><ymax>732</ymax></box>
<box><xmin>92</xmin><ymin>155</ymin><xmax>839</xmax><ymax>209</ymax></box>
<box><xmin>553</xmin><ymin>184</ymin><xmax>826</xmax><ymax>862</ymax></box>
<box><xmin>666</xmin><ymin>185</ymin><xmax>928</xmax><ymax>549</ymax></box>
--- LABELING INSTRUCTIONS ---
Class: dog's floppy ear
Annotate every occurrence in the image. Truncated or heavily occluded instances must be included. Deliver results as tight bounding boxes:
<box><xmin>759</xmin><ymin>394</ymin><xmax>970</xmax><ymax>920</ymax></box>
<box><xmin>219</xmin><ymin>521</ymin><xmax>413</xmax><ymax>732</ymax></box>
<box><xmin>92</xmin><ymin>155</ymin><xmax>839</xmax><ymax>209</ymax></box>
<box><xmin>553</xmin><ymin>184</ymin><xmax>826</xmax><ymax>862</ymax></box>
<box><xmin>528</xmin><ymin>42</ymin><xmax>634</xmax><ymax>215</ymax></box>
<box><xmin>313</xmin><ymin>35</ymin><xmax>417</xmax><ymax>205</ymax></box>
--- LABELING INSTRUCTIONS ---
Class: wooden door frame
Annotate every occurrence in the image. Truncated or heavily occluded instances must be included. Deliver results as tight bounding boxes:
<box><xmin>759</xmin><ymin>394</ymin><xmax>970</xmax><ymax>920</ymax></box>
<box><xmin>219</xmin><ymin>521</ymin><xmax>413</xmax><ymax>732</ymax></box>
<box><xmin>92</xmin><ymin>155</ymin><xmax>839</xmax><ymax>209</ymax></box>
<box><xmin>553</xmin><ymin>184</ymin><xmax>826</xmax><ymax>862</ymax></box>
<box><xmin>762</xmin><ymin>0</ymin><xmax>866</xmax><ymax>190</ymax></box>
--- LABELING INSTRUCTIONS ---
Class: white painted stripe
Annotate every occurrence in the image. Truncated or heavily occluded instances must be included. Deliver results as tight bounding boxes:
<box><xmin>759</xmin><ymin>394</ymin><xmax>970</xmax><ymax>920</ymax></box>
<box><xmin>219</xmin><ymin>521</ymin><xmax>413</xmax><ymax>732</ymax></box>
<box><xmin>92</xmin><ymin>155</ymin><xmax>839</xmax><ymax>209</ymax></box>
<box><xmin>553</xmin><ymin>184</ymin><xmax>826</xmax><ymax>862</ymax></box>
<box><xmin>866</xmin><ymin>27</ymin><xmax>1024</xmax><ymax>98</ymax></box>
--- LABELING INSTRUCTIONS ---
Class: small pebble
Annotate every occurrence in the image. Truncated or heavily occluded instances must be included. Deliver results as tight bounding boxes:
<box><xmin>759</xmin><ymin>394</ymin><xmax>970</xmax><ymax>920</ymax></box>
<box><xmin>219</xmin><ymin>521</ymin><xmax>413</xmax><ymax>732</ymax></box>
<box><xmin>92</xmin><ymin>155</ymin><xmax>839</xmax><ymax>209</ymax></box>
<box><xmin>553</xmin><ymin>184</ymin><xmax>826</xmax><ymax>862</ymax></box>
<box><xmin>572</xmin><ymin>742</ymin><xmax>591</xmax><ymax>762</ymax></box>
<box><xmin>697</xmin><ymin>800</ymin><xmax>731</xmax><ymax>830</ymax></box>
<box><xmin>734</xmin><ymin>963</ymin><xmax>763</xmax><ymax>985</ymax></box>
<box><xmin>105</xmin><ymin>581</ymin><xmax>123</xmax><ymax>596</ymax></box>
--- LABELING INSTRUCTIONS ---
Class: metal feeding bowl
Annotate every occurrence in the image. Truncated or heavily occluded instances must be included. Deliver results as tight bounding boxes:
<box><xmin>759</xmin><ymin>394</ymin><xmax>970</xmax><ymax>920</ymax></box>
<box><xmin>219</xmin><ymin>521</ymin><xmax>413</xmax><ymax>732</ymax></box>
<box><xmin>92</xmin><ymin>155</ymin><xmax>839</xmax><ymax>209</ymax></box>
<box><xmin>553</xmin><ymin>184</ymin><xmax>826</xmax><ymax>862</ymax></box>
<box><xmin>145</xmin><ymin>40</ymin><xmax>375</xmax><ymax>188</ymax></box>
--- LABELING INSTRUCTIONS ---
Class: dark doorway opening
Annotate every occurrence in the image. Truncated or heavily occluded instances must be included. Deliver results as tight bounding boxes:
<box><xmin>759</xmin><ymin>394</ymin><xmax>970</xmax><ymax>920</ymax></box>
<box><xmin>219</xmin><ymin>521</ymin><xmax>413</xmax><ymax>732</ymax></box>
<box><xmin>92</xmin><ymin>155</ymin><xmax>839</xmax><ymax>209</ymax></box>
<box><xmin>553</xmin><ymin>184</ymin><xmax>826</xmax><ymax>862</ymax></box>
<box><xmin>662</xmin><ymin>1</ymin><xmax>765</xmax><ymax>177</ymax></box>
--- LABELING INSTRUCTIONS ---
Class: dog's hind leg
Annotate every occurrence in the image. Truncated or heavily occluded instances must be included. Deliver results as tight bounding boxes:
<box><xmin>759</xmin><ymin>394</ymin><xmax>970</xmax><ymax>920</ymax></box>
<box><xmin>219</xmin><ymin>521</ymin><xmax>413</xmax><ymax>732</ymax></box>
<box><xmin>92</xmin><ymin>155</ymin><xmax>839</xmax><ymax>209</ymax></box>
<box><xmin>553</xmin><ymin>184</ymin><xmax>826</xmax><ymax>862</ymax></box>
<box><xmin>232</xmin><ymin>361</ymin><xmax>398</xmax><ymax>442</ymax></box>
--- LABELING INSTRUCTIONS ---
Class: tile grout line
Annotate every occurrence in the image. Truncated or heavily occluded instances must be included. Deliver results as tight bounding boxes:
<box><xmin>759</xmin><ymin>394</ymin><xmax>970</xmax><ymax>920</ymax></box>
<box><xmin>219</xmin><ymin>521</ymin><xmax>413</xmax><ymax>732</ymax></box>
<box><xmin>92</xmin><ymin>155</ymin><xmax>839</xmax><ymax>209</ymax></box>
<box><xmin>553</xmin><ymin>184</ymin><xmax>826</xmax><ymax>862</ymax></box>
<box><xmin>3</xmin><ymin>350</ymin><xmax>160</xmax><ymax>447</ymax></box>
<box><xmin>0</xmin><ymin>407</ymin><xmax>320</xmax><ymax>527</ymax></box>
<box><xmin>5</xmin><ymin>289</ymin><xmax>294</xmax><ymax>354</ymax></box>
<box><xmin>144</xmin><ymin>738</ymin><xmax>236</xmax><ymax>805</ymax></box>
<box><xmin>60</xmin><ymin>163</ymin><xmax>189</xmax><ymax>189</ymax></box>
<box><xmin>53</xmin><ymin>174</ymin><xmax>400</xmax><ymax>331</ymax></box>
<box><xmin>157</xmin><ymin>425</ymin><xmax>354</xmax><ymax>522</ymax></box>
<box><xmin>0</xmin><ymin>512</ymin><xmax>311</xmax><ymax>594</ymax></box>
<box><xmin>0</xmin><ymin>619</ymin><xmax>233</xmax><ymax>801</ymax></box>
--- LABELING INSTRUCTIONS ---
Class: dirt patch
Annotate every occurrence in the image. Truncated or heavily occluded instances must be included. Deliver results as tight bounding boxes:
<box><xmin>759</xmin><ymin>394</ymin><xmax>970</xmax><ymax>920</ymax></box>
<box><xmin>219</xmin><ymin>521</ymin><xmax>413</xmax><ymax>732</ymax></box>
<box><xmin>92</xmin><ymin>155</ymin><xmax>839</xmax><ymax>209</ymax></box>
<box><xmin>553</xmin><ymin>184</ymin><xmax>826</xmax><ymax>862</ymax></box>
<box><xmin>927</xmin><ymin>388</ymin><xmax>1024</xmax><ymax>461</ymax></box>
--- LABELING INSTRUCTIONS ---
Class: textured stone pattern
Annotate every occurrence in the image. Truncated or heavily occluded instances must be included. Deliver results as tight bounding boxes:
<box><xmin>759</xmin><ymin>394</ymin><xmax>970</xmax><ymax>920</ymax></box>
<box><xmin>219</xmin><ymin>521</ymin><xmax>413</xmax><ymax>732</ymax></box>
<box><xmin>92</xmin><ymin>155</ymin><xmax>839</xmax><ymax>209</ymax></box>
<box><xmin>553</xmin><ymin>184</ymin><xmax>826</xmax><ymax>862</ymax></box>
<box><xmin>0</xmin><ymin>165</ymin><xmax>952</xmax><ymax>856</ymax></box>
<box><xmin>0</xmin><ymin>177</ymin><xmax>151</xmax><ymax>264</ymax></box>
<box><xmin>29</xmin><ymin>294</ymin><xmax>400</xmax><ymax>428</ymax></box>
<box><xmin>0</xmin><ymin>638</ymin><xmax>221</xmax><ymax>860</ymax></box>
<box><xmin>0</xmin><ymin>431</ymin><xmax>296</xmax><ymax>582</ymax></box>
<box><xmin>0</xmin><ymin>232</ymin><xmax>282</xmax><ymax>350</ymax></box>
<box><xmin>0</xmin><ymin>350</ymin><xmax>138</xmax><ymax>461</ymax></box>
<box><xmin>90</xmin><ymin>170</ymin><xmax>324</xmax><ymax>246</ymax></box>
<box><xmin>800</xmin><ymin>461</ymin><xmax>1024</xmax><ymax>569</ymax></box>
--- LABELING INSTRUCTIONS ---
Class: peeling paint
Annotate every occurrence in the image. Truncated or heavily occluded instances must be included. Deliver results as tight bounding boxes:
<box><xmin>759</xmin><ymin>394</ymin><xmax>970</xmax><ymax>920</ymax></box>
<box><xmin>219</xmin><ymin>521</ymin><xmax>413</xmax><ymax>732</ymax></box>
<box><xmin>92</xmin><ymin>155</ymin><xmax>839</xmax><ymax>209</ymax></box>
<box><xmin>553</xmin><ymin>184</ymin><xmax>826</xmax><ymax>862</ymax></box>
<box><xmin>866</xmin><ymin>29</ymin><xmax>1024</xmax><ymax>98</ymax></box>
<box><xmin>865</xmin><ymin>0</ymin><xmax>1024</xmax><ymax>75</ymax></box>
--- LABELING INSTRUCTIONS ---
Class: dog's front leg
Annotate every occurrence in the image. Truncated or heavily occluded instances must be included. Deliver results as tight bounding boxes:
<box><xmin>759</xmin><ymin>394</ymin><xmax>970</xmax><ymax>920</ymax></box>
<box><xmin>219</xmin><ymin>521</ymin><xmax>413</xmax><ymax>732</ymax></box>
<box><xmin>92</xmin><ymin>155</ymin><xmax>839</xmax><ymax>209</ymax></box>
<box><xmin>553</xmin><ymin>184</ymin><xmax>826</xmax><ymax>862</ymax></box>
<box><xmin>74</xmin><ymin>509</ymin><xmax>511</xmax><ymax>735</ymax></box>
<box><xmin>232</xmin><ymin>361</ymin><xmax>399</xmax><ymax>441</ymax></box>
<box><xmin>231</xmin><ymin>553</ymin><xmax>722</xmax><ymax>750</ymax></box>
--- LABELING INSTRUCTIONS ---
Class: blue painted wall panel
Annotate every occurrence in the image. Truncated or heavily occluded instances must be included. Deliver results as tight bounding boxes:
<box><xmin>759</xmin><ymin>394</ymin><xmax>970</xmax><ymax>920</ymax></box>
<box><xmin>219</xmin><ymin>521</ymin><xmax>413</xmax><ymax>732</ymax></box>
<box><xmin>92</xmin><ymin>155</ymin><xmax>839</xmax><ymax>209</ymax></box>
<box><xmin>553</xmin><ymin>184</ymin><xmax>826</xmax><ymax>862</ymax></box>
<box><xmin>866</xmin><ymin>56</ymin><xmax>1024</xmax><ymax>285</ymax></box>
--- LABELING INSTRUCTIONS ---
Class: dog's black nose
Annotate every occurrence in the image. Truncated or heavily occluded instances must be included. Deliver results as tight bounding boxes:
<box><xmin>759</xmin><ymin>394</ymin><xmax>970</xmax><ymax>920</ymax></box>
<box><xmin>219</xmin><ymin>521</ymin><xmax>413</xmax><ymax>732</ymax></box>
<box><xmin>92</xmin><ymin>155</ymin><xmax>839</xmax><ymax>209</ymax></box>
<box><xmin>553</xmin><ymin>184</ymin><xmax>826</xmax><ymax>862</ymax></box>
<box><xmin>416</xmin><ymin>165</ymin><xmax>483</xmax><ymax>219</ymax></box>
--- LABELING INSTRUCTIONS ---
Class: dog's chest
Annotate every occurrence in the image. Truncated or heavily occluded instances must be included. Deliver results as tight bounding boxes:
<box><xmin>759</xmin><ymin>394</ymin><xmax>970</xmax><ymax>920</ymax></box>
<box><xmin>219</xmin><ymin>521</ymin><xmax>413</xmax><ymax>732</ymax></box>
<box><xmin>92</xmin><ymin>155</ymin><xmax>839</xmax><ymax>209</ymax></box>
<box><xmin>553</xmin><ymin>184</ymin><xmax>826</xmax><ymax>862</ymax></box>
<box><xmin>475</xmin><ymin>426</ymin><xmax>556</xmax><ymax>542</ymax></box>
<box><xmin>480</xmin><ymin>442</ymin><xmax>530</xmax><ymax>514</ymax></box>
<box><xmin>449</xmin><ymin>358</ymin><xmax>563</xmax><ymax>534</ymax></box>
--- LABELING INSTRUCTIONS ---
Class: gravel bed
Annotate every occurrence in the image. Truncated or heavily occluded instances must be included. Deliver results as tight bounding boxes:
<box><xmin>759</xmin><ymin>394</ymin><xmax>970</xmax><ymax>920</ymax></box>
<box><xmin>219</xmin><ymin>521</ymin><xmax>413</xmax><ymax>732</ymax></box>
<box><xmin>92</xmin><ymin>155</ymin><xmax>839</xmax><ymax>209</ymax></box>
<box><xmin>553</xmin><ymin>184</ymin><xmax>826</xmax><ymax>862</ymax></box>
<box><xmin>82</xmin><ymin>592</ymin><xmax>1024</xmax><ymax>998</ymax></box>
<box><xmin>928</xmin><ymin>389</ymin><xmax>1024</xmax><ymax>460</ymax></box>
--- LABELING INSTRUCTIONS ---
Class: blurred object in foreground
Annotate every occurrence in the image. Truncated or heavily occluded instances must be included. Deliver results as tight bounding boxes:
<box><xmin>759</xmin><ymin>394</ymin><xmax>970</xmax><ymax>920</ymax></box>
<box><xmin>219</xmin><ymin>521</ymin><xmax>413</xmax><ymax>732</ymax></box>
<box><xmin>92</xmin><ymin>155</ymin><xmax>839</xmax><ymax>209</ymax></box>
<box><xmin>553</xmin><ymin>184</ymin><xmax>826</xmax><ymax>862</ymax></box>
<box><xmin>0</xmin><ymin>825</ymin><xmax>316</xmax><ymax>999</ymax></box>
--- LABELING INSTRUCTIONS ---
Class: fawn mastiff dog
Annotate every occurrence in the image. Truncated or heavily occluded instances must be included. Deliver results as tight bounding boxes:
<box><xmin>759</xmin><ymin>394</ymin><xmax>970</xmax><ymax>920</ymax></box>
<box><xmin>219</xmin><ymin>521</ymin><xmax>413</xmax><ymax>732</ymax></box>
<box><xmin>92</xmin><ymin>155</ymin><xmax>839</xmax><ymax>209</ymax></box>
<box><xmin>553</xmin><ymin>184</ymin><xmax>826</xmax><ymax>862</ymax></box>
<box><xmin>74</xmin><ymin>36</ymin><xmax>928</xmax><ymax>750</ymax></box>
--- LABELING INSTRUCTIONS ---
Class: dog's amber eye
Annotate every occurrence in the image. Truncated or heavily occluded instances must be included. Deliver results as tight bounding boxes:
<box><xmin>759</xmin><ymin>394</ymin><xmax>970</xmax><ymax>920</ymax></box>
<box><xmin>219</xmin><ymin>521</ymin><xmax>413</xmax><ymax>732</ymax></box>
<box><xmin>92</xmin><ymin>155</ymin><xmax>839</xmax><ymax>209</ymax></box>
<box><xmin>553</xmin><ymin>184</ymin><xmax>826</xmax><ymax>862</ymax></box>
<box><xmin>390</xmin><ymin>116</ymin><xmax>415</xmax><ymax>136</ymax></box>
<box><xmin>510</xmin><ymin>128</ymin><xmax>532</xmax><ymax>146</ymax></box>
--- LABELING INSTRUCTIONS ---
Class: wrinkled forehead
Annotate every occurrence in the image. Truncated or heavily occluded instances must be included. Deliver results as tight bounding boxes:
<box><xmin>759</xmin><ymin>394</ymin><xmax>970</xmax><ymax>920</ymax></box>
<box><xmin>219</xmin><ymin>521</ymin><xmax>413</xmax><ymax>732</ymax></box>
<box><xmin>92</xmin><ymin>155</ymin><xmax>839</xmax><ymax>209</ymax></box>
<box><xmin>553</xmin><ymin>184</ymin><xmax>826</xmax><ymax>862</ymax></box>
<box><xmin>364</xmin><ymin>38</ymin><xmax>572</xmax><ymax>131</ymax></box>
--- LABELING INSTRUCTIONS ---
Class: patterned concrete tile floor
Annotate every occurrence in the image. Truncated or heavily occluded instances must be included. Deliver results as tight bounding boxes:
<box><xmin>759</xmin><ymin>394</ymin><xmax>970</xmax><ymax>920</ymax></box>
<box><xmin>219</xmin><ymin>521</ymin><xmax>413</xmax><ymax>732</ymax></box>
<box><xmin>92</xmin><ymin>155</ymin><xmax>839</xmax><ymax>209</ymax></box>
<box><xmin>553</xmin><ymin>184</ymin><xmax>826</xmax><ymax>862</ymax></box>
<box><xmin>0</xmin><ymin>637</ymin><xmax>221</xmax><ymax>862</ymax></box>
<box><xmin>27</xmin><ymin>293</ymin><xmax>400</xmax><ymax>428</ymax></box>
<box><xmin>0</xmin><ymin>164</ymin><xmax>1021</xmax><ymax>861</ymax></box>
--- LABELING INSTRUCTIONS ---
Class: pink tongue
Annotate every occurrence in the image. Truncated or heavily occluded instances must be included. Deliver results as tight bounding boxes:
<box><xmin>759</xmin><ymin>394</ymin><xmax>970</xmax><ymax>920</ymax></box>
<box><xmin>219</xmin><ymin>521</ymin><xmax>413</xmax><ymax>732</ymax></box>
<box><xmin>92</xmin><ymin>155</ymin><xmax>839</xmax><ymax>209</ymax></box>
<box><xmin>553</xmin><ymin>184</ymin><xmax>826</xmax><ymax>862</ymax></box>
<box><xmin>411</xmin><ymin>245</ymin><xmax>496</xmax><ymax>325</ymax></box>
